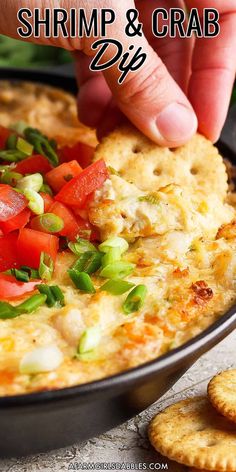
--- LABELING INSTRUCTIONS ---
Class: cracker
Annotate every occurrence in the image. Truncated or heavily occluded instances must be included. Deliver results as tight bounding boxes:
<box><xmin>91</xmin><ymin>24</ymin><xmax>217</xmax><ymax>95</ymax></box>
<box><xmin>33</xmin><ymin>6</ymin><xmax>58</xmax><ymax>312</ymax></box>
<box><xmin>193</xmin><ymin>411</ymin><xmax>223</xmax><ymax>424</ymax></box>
<box><xmin>148</xmin><ymin>396</ymin><xmax>236</xmax><ymax>471</ymax></box>
<box><xmin>0</xmin><ymin>81</ymin><xmax>97</xmax><ymax>147</ymax></box>
<box><xmin>94</xmin><ymin>125</ymin><xmax>228</xmax><ymax>199</ymax></box>
<box><xmin>208</xmin><ymin>370</ymin><xmax>236</xmax><ymax>423</ymax></box>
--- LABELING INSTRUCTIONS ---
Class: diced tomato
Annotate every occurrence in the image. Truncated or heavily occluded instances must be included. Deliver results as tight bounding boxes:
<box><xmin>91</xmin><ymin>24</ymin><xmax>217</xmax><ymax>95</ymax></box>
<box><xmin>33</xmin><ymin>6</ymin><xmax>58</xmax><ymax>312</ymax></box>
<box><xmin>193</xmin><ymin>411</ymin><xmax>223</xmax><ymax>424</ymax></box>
<box><xmin>0</xmin><ymin>274</ymin><xmax>39</xmax><ymax>300</ymax></box>
<box><xmin>0</xmin><ymin>208</ymin><xmax>31</xmax><ymax>234</ymax></box>
<box><xmin>45</xmin><ymin>160</ymin><xmax>82</xmax><ymax>193</ymax></box>
<box><xmin>50</xmin><ymin>201</ymin><xmax>80</xmax><ymax>240</ymax></box>
<box><xmin>0</xmin><ymin>185</ymin><xmax>27</xmax><ymax>222</ymax></box>
<box><xmin>0</xmin><ymin>232</ymin><xmax>19</xmax><ymax>272</ymax></box>
<box><xmin>39</xmin><ymin>192</ymin><xmax>54</xmax><ymax>212</ymax></box>
<box><xmin>17</xmin><ymin>228</ymin><xmax>59</xmax><ymax>268</ymax></box>
<box><xmin>59</xmin><ymin>142</ymin><xmax>95</xmax><ymax>168</ymax></box>
<box><xmin>0</xmin><ymin>125</ymin><xmax>11</xmax><ymax>150</ymax></box>
<box><xmin>55</xmin><ymin>160</ymin><xmax>109</xmax><ymax>208</ymax></box>
<box><xmin>14</xmin><ymin>155</ymin><xmax>52</xmax><ymax>175</ymax></box>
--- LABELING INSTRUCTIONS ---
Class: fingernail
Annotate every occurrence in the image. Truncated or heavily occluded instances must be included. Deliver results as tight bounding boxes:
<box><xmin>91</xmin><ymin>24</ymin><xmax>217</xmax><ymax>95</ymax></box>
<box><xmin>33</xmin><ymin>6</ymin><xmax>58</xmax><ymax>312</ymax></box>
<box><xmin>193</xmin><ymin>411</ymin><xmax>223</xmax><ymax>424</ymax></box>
<box><xmin>156</xmin><ymin>103</ymin><xmax>198</xmax><ymax>142</ymax></box>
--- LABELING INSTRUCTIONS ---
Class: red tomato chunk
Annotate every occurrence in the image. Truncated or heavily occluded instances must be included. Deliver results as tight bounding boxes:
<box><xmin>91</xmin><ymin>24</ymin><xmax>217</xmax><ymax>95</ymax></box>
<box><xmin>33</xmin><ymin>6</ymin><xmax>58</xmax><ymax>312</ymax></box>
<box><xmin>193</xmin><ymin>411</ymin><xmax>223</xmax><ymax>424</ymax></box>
<box><xmin>14</xmin><ymin>155</ymin><xmax>52</xmax><ymax>175</ymax></box>
<box><xmin>45</xmin><ymin>160</ymin><xmax>82</xmax><ymax>193</ymax></box>
<box><xmin>0</xmin><ymin>232</ymin><xmax>19</xmax><ymax>272</ymax></box>
<box><xmin>0</xmin><ymin>274</ymin><xmax>39</xmax><ymax>301</ymax></box>
<box><xmin>0</xmin><ymin>185</ymin><xmax>27</xmax><ymax>222</ymax></box>
<box><xmin>17</xmin><ymin>228</ymin><xmax>59</xmax><ymax>268</ymax></box>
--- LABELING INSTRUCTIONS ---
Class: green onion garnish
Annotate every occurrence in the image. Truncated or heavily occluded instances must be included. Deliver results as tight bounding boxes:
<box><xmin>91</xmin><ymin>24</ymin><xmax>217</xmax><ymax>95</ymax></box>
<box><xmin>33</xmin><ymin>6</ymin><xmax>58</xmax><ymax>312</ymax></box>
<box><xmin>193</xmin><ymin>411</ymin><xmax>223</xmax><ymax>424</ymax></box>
<box><xmin>37</xmin><ymin>284</ymin><xmax>64</xmax><ymax>307</ymax></box>
<box><xmin>0</xmin><ymin>294</ymin><xmax>47</xmax><ymax>319</ymax></box>
<box><xmin>33</xmin><ymin>213</ymin><xmax>64</xmax><ymax>233</ymax></box>
<box><xmin>1</xmin><ymin>171</ymin><xmax>23</xmax><ymax>187</ymax></box>
<box><xmin>17</xmin><ymin>173</ymin><xmax>43</xmax><ymax>192</ymax></box>
<box><xmin>100</xmin><ymin>261</ymin><xmax>135</xmax><ymax>279</ymax></box>
<box><xmin>68</xmin><ymin>237</ymin><xmax>97</xmax><ymax>256</ymax></box>
<box><xmin>101</xmin><ymin>247</ymin><xmax>121</xmax><ymax>268</ymax></box>
<box><xmin>99</xmin><ymin>236</ymin><xmax>129</xmax><ymax>254</ymax></box>
<box><xmin>0</xmin><ymin>150</ymin><xmax>27</xmax><ymax>162</ymax></box>
<box><xmin>39</xmin><ymin>252</ymin><xmax>54</xmax><ymax>281</ymax></box>
<box><xmin>10</xmin><ymin>268</ymin><xmax>30</xmax><ymax>283</ymax></box>
<box><xmin>71</xmin><ymin>251</ymin><xmax>102</xmax><ymax>275</ymax></box>
<box><xmin>24</xmin><ymin>128</ymin><xmax>59</xmax><ymax>167</ymax></box>
<box><xmin>20</xmin><ymin>266</ymin><xmax>39</xmax><ymax>279</ymax></box>
<box><xmin>39</xmin><ymin>183</ymin><xmax>53</xmax><ymax>196</ymax></box>
<box><xmin>16</xmin><ymin>137</ymin><xmax>34</xmax><ymax>156</ymax></box>
<box><xmin>100</xmin><ymin>279</ymin><xmax>135</xmax><ymax>295</ymax></box>
<box><xmin>68</xmin><ymin>271</ymin><xmax>96</xmax><ymax>293</ymax></box>
<box><xmin>78</xmin><ymin>326</ymin><xmax>101</xmax><ymax>354</ymax></box>
<box><xmin>6</xmin><ymin>134</ymin><xmax>17</xmax><ymax>150</ymax></box>
<box><xmin>24</xmin><ymin>189</ymin><xmax>44</xmax><ymax>215</ymax></box>
<box><xmin>122</xmin><ymin>285</ymin><xmax>147</xmax><ymax>314</ymax></box>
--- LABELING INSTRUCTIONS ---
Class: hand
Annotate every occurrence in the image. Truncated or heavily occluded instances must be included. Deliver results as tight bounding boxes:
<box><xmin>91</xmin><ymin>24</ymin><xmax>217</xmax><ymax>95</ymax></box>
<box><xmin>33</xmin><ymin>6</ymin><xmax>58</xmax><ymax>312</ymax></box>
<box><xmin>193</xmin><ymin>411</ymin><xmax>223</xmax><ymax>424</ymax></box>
<box><xmin>1</xmin><ymin>1</ymin><xmax>236</xmax><ymax>147</ymax></box>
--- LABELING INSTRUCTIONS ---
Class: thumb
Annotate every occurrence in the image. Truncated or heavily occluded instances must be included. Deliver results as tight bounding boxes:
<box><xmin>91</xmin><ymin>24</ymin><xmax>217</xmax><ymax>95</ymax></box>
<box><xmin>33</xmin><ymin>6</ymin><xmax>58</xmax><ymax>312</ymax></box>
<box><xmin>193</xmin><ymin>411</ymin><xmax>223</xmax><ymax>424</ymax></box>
<box><xmin>101</xmin><ymin>38</ymin><xmax>198</xmax><ymax>147</ymax></box>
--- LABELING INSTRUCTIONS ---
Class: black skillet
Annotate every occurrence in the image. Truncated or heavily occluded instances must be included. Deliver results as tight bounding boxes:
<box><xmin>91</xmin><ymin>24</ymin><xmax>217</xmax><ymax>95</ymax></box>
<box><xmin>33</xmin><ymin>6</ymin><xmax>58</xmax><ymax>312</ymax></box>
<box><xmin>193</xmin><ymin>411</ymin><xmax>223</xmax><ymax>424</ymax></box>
<box><xmin>0</xmin><ymin>67</ymin><xmax>236</xmax><ymax>457</ymax></box>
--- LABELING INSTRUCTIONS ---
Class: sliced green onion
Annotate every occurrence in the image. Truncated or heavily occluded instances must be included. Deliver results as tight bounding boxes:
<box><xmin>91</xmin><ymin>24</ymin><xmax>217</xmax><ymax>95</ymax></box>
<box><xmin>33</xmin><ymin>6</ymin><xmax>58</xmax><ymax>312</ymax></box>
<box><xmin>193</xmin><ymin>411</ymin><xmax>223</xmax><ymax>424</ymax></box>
<box><xmin>33</xmin><ymin>213</ymin><xmax>64</xmax><ymax>233</ymax></box>
<box><xmin>39</xmin><ymin>183</ymin><xmax>53</xmax><ymax>196</ymax></box>
<box><xmin>6</xmin><ymin>134</ymin><xmax>17</xmax><ymax>150</ymax></box>
<box><xmin>17</xmin><ymin>173</ymin><xmax>43</xmax><ymax>192</ymax></box>
<box><xmin>72</xmin><ymin>251</ymin><xmax>102</xmax><ymax>275</ymax></box>
<box><xmin>10</xmin><ymin>121</ymin><xmax>28</xmax><ymax>135</ymax></box>
<box><xmin>20</xmin><ymin>266</ymin><xmax>39</xmax><ymax>279</ymax></box>
<box><xmin>0</xmin><ymin>302</ymin><xmax>18</xmax><ymax>319</ymax></box>
<box><xmin>39</xmin><ymin>252</ymin><xmax>54</xmax><ymax>281</ymax></box>
<box><xmin>0</xmin><ymin>149</ymin><xmax>27</xmax><ymax>162</ymax></box>
<box><xmin>68</xmin><ymin>270</ymin><xmax>96</xmax><ymax>293</ymax></box>
<box><xmin>68</xmin><ymin>237</ymin><xmax>96</xmax><ymax>256</ymax></box>
<box><xmin>100</xmin><ymin>261</ymin><xmax>135</xmax><ymax>279</ymax></box>
<box><xmin>100</xmin><ymin>279</ymin><xmax>135</xmax><ymax>295</ymax></box>
<box><xmin>37</xmin><ymin>284</ymin><xmax>64</xmax><ymax>307</ymax></box>
<box><xmin>99</xmin><ymin>236</ymin><xmax>129</xmax><ymax>254</ymax></box>
<box><xmin>1</xmin><ymin>171</ymin><xmax>23</xmax><ymax>186</ymax></box>
<box><xmin>16</xmin><ymin>137</ymin><xmax>34</xmax><ymax>156</ymax></box>
<box><xmin>76</xmin><ymin>351</ymin><xmax>98</xmax><ymax>362</ymax></box>
<box><xmin>122</xmin><ymin>285</ymin><xmax>147</xmax><ymax>315</ymax></box>
<box><xmin>10</xmin><ymin>268</ymin><xmax>30</xmax><ymax>283</ymax></box>
<box><xmin>78</xmin><ymin>326</ymin><xmax>101</xmax><ymax>354</ymax></box>
<box><xmin>24</xmin><ymin>128</ymin><xmax>59</xmax><ymax>167</ymax></box>
<box><xmin>101</xmin><ymin>247</ymin><xmax>121</xmax><ymax>268</ymax></box>
<box><xmin>24</xmin><ymin>189</ymin><xmax>44</xmax><ymax>215</ymax></box>
<box><xmin>16</xmin><ymin>294</ymin><xmax>47</xmax><ymax>315</ymax></box>
<box><xmin>19</xmin><ymin>345</ymin><xmax>63</xmax><ymax>374</ymax></box>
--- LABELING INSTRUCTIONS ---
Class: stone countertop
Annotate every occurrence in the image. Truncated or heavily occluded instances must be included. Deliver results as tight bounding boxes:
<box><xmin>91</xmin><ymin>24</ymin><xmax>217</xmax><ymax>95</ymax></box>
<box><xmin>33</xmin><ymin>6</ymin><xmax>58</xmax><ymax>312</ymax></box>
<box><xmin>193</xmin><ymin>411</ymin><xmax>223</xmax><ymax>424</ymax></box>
<box><xmin>1</xmin><ymin>330</ymin><xmax>236</xmax><ymax>472</ymax></box>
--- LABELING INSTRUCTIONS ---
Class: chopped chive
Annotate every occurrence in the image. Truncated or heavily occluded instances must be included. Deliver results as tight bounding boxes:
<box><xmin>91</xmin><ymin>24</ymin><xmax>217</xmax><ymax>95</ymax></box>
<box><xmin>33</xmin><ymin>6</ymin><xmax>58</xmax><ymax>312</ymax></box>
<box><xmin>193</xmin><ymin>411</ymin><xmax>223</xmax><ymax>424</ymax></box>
<box><xmin>122</xmin><ymin>285</ymin><xmax>147</xmax><ymax>314</ymax></box>
<box><xmin>17</xmin><ymin>173</ymin><xmax>43</xmax><ymax>192</ymax></box>
<box><xmin>71</xmin><ymin>251</ymin><xmax>102</xmax><ymax>275</ymax></box>
<box><xmin>16</xmin><ymin>137</ymin><xmax>34</xmax><ymax>156</ymax></box>
<box><xmin>11</xmin><ymin>268</ymin><xmax>30</xmax><ymax>283</ymax></box>
<box><xmin>1</xmin><ymin>171</ymin><xmax>23</xmax><ymax>186</ymax></box>
<box><xmin>20</xmin><ymin>266</ymin><xmax>39</xmax><ymax>279</ymax></box>
<box><xmin>37</xmin><ymin>284</ymin><xmax>64</xmax><ymax>307</ymax></box>
<box><xmin>0</xmin><ymin>302</ymin><xmax>18</xmax><ymax>319</ymax></box>
<box><xmin>68</xmin><ymin>237</ymin><xmax>97</xmax><ymax>256</ymax></box>
<box><xmin>78</xmin><ymin>326</ymin><xmax>101</xmax><ymax>354</ymax></box>
<box><xmin>0</xmin><ymin>150</ymin><xmax>27</xmax><ymax>162</ymax></box>
<box><xmin>68</xmin><ymin>270</ymin><xmax>96</xmax><ymax>293</ymax></box>
<box><xmin>50</xmin><ymin>286</ymin><xmax>65</xmax><ymax>307</ymax></box>
<box><xmin>39</xmin><ymin>252</ymin><xmax>54</xmax><ymax>281</ymax></box>
<box><xmin>6</xmin><ymin>134</ymin><xmax>17</xmax><ymax>150</ymax></box>
<box><xmin>99</xmin><ymin>236</ymin><xmax>129</xmax><ymax>254</ymax></box>
<box><xmin>16</xmin><ymin>294</ymin><xmax>47</xmax><ymax>315</ymax></box>
<box><xmin>39</xmin><ymin>183</ymin><xmax>53</xmax><ymax>196</ymax></box>
<box><xmin>100</xmin><ymin>261</ymin><xmax>135</xmax><ymax>279</ymax></box>
<box><xmin>24</xmin><ymin>189</ymin><xmax>44</xmax><ymax>215</ymax></box>
<box><xmin>24</xmin><ymin>128</ymin><xmax>59</xmax><ymax>167</ymax></box>
<box><xmin>32</xmin><ymin>213</ymin><xmax>64</xmax><ymax>233</ymax></box>
<box><xmin>100</xmin><ymin>279</ymin><xmax>135</xmax><ymax>295</ymax></box>
<box><xmin>101</xmin><ymin>247</ymin><xmax>121</xmax><ymax>268</ymax></box>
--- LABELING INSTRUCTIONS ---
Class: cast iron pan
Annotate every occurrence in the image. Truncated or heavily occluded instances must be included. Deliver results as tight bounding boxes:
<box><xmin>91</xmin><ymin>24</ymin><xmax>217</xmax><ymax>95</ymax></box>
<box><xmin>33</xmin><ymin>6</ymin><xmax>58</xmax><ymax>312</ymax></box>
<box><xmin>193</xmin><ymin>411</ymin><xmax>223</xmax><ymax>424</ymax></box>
<box><xmin>0</xmin><ymin>68</ymin><xmax>236</xmax><ymax>458</ymax></box>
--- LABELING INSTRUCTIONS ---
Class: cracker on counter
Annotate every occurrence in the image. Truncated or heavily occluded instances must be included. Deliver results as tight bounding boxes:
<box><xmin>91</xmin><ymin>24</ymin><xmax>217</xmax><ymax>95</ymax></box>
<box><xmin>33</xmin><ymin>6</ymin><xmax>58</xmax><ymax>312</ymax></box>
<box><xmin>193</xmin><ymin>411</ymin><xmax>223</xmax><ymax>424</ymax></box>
<box><xmin>148</xmin><ymin>396</ymin><xmax>236</xmax><ymax>471</ymax></box>
<box><xmin>208</xmin><ymin>370</ymin><xmax>236</xmax><ymax>424</ymax></box>
<box><xmin>0</xmin><ymin>81</ymin><xmax>98</xmax><ymax>148</ymax></box>
<box><xmin>94</xmin><ymin>125</ymin><xmax>228</xmax><ymax>200</ymax></box>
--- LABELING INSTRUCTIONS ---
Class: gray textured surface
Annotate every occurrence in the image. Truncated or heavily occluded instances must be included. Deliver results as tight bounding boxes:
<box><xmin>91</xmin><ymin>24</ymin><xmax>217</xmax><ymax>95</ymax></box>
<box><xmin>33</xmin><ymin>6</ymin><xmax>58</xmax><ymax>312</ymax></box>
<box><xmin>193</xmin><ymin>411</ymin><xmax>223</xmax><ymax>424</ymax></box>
<box><xmin>1</xmin><ymin>330</ymin><xmax>236</xmax><ymax>472</ymax></box>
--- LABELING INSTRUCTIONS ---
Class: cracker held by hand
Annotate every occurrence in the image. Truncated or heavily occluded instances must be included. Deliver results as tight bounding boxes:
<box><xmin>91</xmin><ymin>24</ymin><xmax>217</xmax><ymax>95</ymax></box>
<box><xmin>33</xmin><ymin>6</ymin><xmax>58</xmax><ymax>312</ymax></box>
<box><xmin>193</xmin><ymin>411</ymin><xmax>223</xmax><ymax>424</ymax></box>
<box><xmin>148</xmin><ymin>396</ymin><xmax>236</xmax><ymax>471</ymax></box>
<box><xmin>208</xmin><ymin>370</ymin><xmax>236</xmax><ymax>424</ymax></box>
<box><xmin>94</xmin><ymin>125</ymin><xmax>228</xmax><ymax>199</ymax></box>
